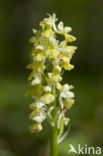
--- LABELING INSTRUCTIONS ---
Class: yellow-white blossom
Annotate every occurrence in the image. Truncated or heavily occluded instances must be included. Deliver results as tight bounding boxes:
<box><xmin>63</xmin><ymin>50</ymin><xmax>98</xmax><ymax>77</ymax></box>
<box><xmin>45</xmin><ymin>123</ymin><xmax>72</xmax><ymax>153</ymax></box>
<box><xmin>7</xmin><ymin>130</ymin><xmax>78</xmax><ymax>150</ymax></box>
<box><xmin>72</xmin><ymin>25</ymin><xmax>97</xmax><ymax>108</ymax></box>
<box><xmin>44</xmin><ymin>86</ymin><xmax>51</xmax><ymax>92</ymax></box>
<box><xmin>63</xmin><ymin>117</ymin><xmax>70</xmax><ymax>126</ymax></box>
<box><xmin>31</xmin><ymin>77</ymin><xmax>41</xmax><ymax>85</ymax></box>
<box><xmin>30</xmin><ymin>123</ymin><xmax>43</xmax><ymax>133</ymax></box>
<box><xmin>29</xmin><ymin>101</ymin><xmax>45</xmax><ymax>109</ymax></box>
<box><xmin>29</xmin><ymin>108</ymin><xmax>46</xmax><ymax>123</ymax></box>
<box><xmin>60</xmin><ymin>84</ymin><xmax>74</xmax><ymax>99</ymax></box>
<box><xmin>27</xmin><ymin>13</ymin><xmax>77</xmax><ymax>133</ymax></box>
<box><xmin>40</xmin><ymin>92</ymin><xmax>55</xmax><ymax>104</ymax></box>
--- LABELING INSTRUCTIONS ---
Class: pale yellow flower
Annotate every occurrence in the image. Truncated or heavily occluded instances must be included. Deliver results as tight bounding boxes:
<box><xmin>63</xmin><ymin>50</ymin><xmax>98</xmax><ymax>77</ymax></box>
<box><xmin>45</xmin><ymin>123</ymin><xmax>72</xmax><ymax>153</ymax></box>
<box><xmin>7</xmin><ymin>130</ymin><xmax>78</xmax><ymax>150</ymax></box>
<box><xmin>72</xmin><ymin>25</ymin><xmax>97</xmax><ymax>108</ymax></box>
<box><xmin>33</xmin><ymin>51</ymin><xmax>45</xmax><ymax>61</ymax></box>
<box><xmin>29</xmin><ymin>101</ymin><xmax>44</xmax><ymax>109</ymax></box>
<box><xmin>29</xmin><ymin>108</ymin><xmax>46</xmax><ymax>122</ymax></box>
<box><xmin>48</xmin><ymin>72</ymin><xmax>62</xmax><ymax>83</ymax></box>
<box><xmin>61</xmin><ymin>60</ymin><xmax>74</xmax><ymax>71</ymax></box>
<box><xmin>63</xmin><ymin>117</ymin><xmax>70</xmax><ymax>126</ymax></box>
<box><xmin>40</xmin><ymin>92</ymin><xmax>55</xmax><ymax>104</ymax></box>
<box><xmin>59</xmin><ymin>84</ymin><xmax>74</xmax><ymax>108</ymax></box>
<box><xmin>29</xmin><ymin>123</ymin><xmax>43</xmax><ymax>133</ymax></box>
<box><xmin>66</xmin><ymin>99</ymin><xmax>74</xmax><ymax>109</ymax></box>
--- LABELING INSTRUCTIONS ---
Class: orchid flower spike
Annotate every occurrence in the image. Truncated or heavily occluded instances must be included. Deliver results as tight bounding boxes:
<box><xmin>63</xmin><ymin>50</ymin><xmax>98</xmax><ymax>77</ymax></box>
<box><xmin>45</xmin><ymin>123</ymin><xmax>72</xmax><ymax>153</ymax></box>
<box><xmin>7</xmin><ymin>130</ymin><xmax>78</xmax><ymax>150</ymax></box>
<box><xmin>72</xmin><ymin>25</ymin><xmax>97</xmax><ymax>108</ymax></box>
<box><xmin>26</xmin><ymin>13</ymin><xmax>77</xmax><ymax>137</ymax></box>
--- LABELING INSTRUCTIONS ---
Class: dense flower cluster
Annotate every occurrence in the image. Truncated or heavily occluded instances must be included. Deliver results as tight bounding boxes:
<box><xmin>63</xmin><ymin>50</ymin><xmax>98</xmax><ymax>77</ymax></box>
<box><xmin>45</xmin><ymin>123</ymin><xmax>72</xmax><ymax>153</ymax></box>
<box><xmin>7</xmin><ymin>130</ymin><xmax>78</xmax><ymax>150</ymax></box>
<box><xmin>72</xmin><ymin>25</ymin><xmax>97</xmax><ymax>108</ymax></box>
<box><xmin>26</xmin><ymin>13</ymin><xmax>77</xmax><ymax>135</ymax></box>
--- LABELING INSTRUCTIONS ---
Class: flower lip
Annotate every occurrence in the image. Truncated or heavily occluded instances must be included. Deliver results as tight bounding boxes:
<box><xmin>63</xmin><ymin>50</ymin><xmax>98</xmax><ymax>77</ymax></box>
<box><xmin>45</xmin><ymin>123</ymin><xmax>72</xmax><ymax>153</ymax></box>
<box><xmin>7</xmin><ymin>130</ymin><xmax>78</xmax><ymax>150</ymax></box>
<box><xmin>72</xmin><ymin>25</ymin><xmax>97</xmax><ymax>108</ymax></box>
<box><xmin>36</xmin><ymin>45</ymin><xmax>43</xmax><ymax>50</ymax></box>
<box><xmin>44</xmin><ymin>86</ymin><xmax>51</xmax><ymax>92</ymax></box>
<box><xmin>29</xmin><ymin>101</ymin><xmax>45</xmax><ymax>109</ymax></box>
<box><xmin>40</xmin><ymin>92</ymin><xmax>55</xmax><ymax>104</ymax></box>
<box><xmin>29</xmin><ymin>123</ymin><xmax>43</xmax><ymax>133</ymax></box>
<box><xmin>32</xmin><ymin>77</ymin><xmax>41</xmax><ymax>85</ymax></box>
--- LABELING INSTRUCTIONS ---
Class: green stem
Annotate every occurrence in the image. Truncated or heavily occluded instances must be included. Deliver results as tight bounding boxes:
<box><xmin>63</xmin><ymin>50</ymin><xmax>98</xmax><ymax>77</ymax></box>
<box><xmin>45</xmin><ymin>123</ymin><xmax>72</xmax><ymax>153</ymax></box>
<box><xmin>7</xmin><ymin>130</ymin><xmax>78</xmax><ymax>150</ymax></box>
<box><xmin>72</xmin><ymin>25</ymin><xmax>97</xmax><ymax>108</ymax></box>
<box><xmin>50</xmin><ymin>84</ymin><xmax>58</xmax><ymax>156</ymax></box>
<box><xmin>50</xmin><ymin>120</ymin><xmax>58</xmax><ymax>156</ymax></box>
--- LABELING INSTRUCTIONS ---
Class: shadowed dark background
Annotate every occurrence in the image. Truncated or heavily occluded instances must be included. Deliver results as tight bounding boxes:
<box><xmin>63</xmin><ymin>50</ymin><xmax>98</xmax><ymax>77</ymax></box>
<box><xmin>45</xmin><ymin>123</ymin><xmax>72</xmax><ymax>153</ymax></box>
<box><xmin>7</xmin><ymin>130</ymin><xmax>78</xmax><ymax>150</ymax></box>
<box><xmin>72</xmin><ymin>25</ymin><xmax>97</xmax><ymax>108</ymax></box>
<box><xmin>0</xmin><ymin>0</ymin><xmax>103</xmax><ymax>155</ymax></box>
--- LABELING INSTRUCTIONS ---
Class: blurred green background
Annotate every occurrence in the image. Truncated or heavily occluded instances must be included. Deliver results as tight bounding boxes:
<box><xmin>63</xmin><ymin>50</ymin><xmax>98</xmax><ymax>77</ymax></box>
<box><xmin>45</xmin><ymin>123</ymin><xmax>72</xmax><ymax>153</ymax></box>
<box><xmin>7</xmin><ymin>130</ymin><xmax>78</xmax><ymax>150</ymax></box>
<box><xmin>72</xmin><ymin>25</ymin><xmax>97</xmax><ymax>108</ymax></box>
<box><xmin>0</xmin><ymin>0</ymin><xmax>103</xmax><ymax>155</ymax></box>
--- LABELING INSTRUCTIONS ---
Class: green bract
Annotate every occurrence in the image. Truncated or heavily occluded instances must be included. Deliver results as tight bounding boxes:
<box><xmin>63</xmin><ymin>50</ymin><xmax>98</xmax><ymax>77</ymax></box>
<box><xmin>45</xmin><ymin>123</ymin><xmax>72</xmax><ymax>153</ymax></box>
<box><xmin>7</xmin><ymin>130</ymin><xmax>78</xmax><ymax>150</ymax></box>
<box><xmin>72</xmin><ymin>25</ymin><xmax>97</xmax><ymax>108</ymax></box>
<box><xmin>26</xmin><ymin>13</ymin><xmax>77</xmax><ymax>136</ymax></box>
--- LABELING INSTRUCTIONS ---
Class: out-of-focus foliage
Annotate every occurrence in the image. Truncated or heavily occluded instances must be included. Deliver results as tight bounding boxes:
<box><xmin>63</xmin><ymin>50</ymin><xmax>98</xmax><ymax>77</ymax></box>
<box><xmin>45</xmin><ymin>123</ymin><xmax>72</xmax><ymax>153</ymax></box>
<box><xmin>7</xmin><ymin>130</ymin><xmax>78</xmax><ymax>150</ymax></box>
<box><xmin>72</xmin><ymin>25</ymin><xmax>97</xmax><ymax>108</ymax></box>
<box><xmin>0</xmin><ymin>0</ymin><xmax>103</xmax><ymax>156</ymax></box>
